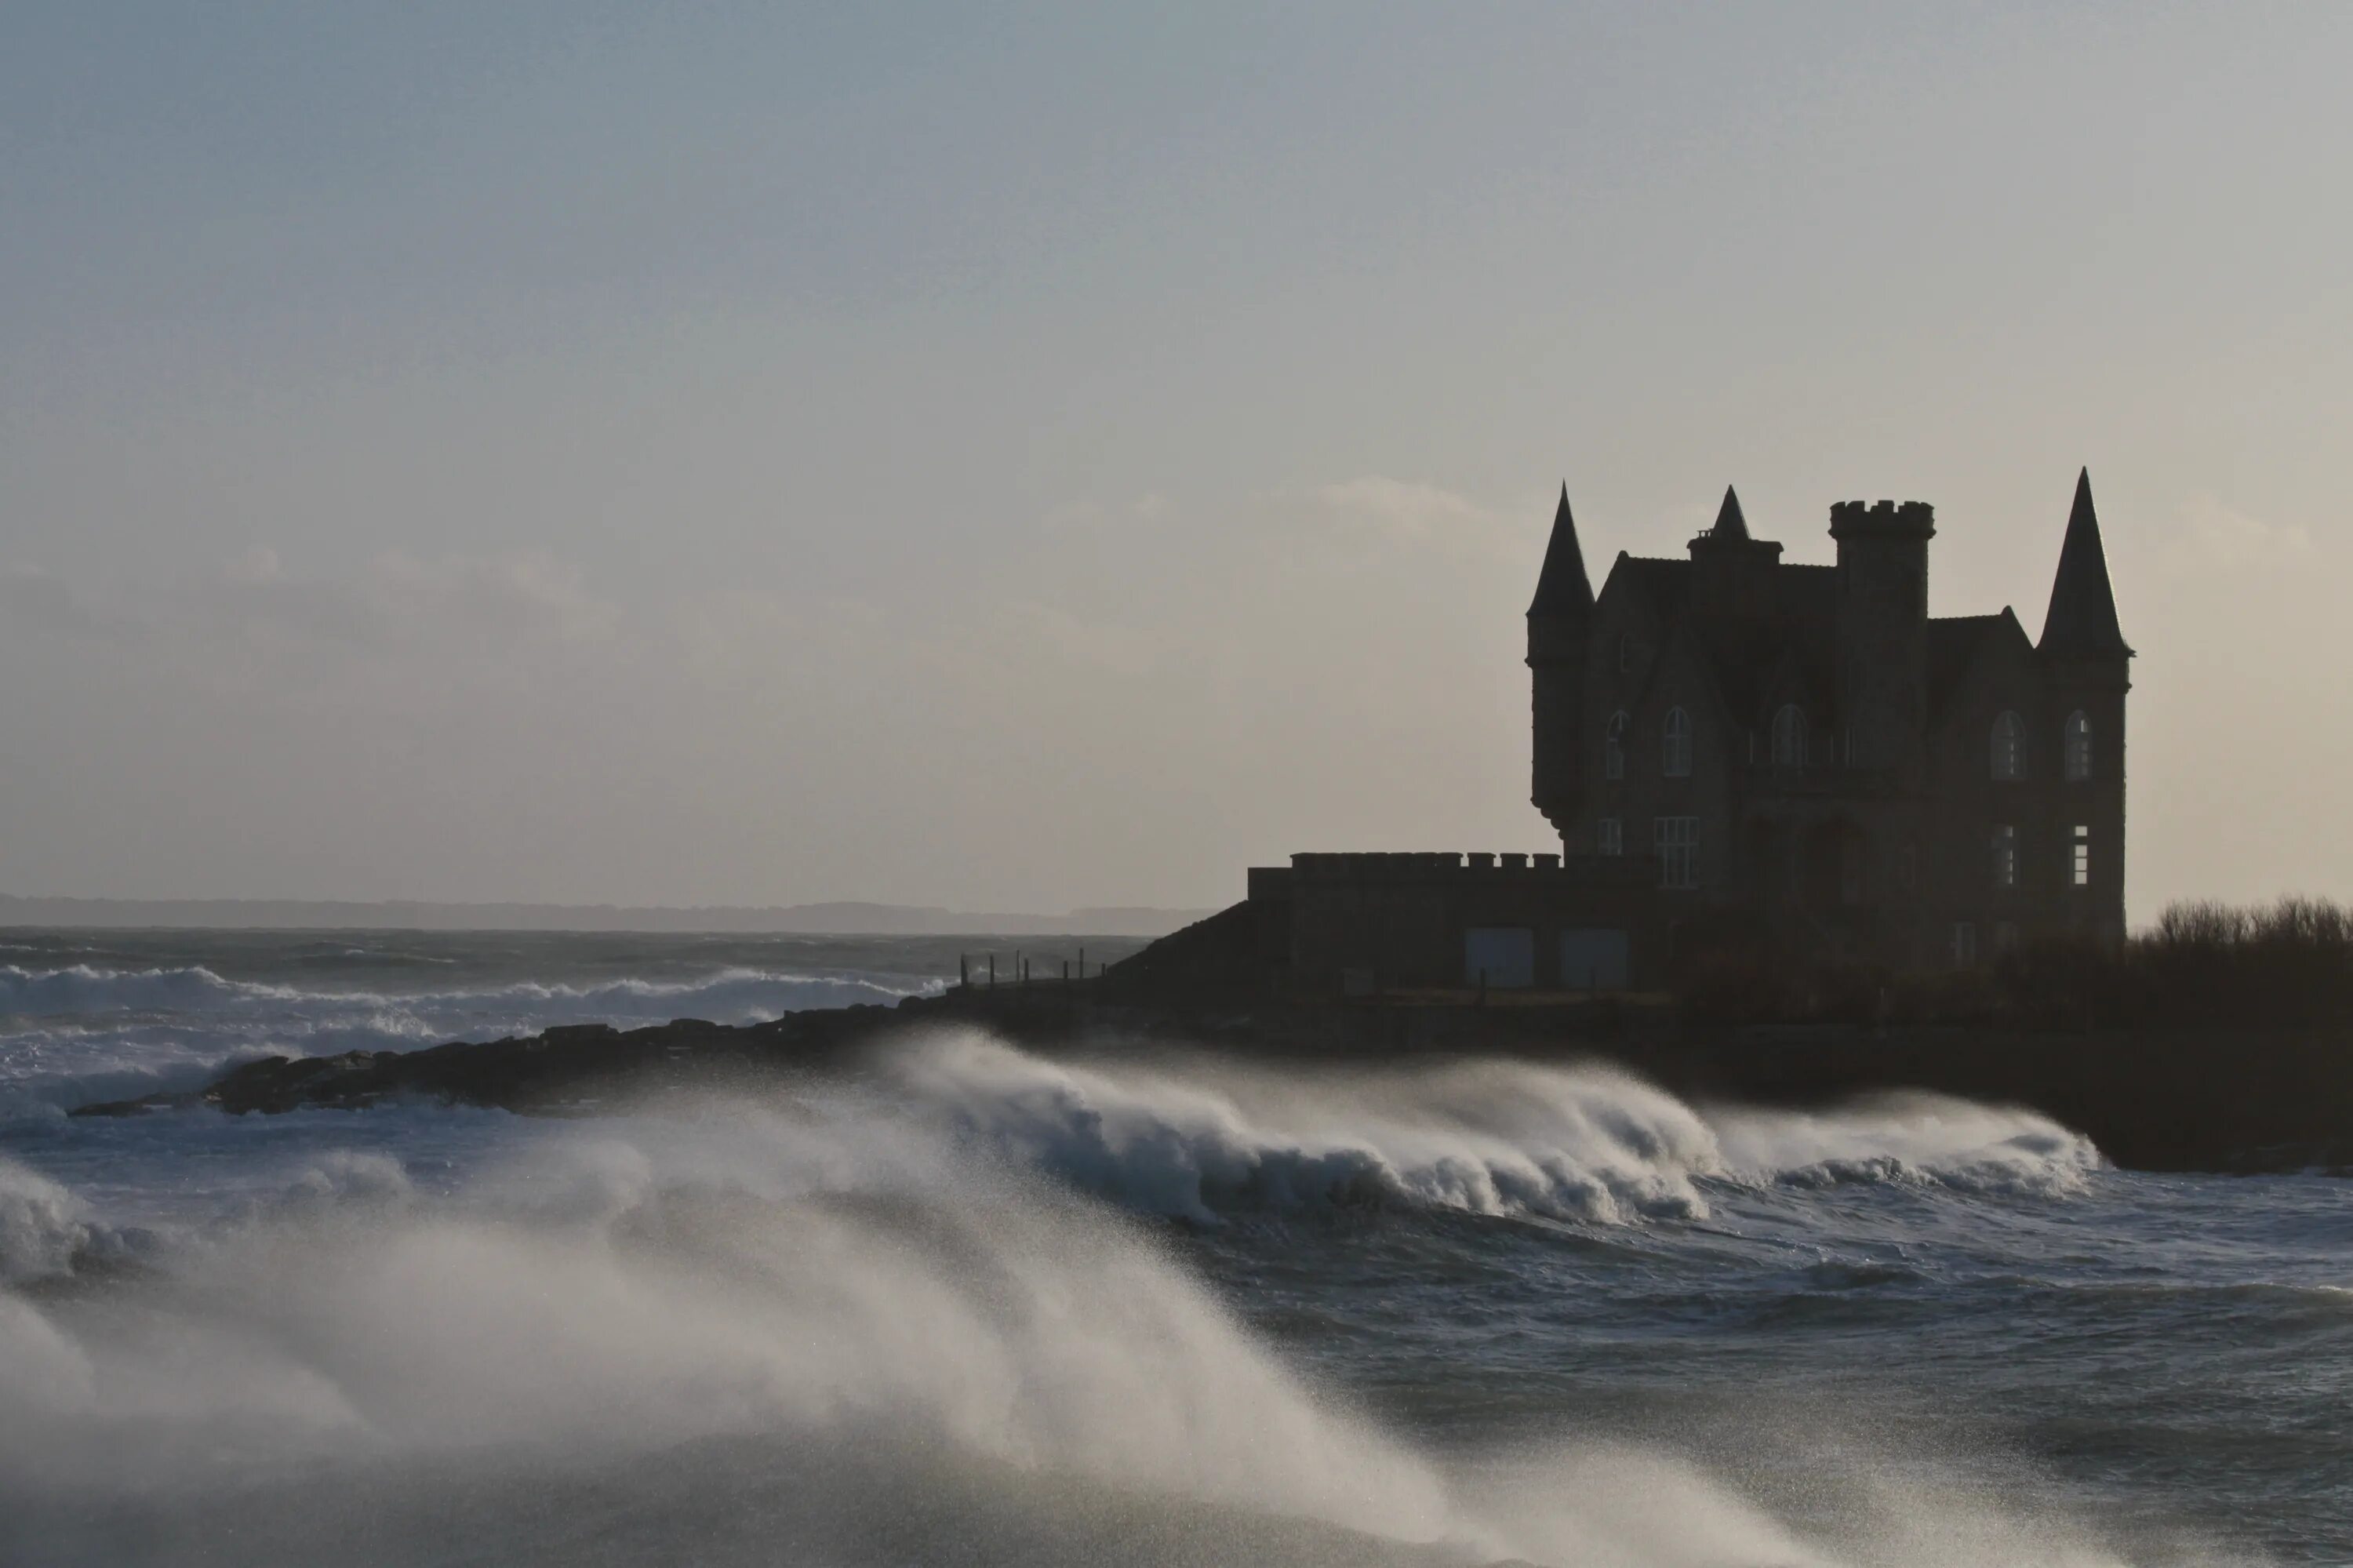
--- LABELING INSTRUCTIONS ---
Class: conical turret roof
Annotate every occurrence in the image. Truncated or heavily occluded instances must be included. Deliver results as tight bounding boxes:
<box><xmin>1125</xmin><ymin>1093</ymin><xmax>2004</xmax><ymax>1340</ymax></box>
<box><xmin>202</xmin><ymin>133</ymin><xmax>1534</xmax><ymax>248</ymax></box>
<box><xmin>2038</xmin><ymin>468</ymin><xmax>2131</xmax><ymax>658</ymax></box>
<box><xmin>1711</xmin><ymin>485</ymin><xmax>1749</xmax><ymax>540</ymax></box>
<box><xmin>1528</xmin><ymin>484</ymin><xmax>1594</xmax><ymax>618</ymax></box>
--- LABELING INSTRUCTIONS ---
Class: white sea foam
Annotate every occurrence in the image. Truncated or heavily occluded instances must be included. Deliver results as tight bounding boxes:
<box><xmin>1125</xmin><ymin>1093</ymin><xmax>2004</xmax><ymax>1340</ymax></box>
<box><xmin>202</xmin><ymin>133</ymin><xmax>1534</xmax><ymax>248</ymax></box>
<box><xmin>881</xmin><ymin>1032</ymin><xmax>2104</xmax><ymax>1225</ymax></box>
<box><xmin>0</xmin><ymin>1159</ymin><xmax>100</xmax><ymax>1286</ymax></box>
<box><xmin>0</xmin><ymin>1082</ymin><xmax>2223</xmax><ymax>1568</ymax></box>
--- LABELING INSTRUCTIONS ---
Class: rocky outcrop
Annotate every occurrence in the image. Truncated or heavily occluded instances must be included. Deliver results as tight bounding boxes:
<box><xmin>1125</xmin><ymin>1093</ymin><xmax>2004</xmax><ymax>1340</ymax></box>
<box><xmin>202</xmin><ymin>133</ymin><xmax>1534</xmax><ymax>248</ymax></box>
<box><xmin>70</xmin><ymin>1008</ymin><xmax>915</xmax><ymax>1118</ymax></box>
<box><xmin>67</xmin><ymin>985</ymin><xmax>2353</xmax><ymax>1174</ymax></box>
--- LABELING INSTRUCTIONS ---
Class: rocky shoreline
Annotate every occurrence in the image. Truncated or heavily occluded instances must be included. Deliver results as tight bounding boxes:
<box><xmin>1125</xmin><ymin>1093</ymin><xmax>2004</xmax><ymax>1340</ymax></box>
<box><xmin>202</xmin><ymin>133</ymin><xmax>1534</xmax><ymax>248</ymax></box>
<box><xmin>71</xmin><ymin>984</ymin><xmax>2353</xmax><ymax>1175</ymax></box>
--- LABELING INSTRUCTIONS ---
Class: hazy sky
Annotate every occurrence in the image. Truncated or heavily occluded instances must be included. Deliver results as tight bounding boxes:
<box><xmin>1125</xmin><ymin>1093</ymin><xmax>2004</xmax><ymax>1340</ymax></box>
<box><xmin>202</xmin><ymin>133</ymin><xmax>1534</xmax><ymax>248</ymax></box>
<box><xmin>2</xmin><ymin>5</ymin><xmax>2346</xmax><ymax>915</ymax></box>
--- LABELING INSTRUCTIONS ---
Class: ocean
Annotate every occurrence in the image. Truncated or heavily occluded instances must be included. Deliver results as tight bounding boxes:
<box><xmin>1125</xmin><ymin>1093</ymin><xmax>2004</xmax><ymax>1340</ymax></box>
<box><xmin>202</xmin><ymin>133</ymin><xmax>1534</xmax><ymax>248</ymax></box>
<box><xmin>0</xmin><ymin>930</ymin><xmax>2345</xmax><ymax>1566</ymax></box>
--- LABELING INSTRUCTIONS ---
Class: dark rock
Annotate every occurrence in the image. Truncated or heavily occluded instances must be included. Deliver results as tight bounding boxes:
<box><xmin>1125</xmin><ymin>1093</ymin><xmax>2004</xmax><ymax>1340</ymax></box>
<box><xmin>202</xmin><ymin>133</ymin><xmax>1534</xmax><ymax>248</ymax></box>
<box><xmin>62</xmin><ymin>985</ymin><xmax>2353</xmax><ymax>1174</ymax></box>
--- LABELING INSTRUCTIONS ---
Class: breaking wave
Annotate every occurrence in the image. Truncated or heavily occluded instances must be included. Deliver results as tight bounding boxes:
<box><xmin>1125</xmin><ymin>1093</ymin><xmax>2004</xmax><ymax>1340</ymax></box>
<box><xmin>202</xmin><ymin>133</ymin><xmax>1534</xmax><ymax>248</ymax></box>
<box><xmin>884</xmin><ymin>1033</ymin><xmax>2104</xmax><ymax>1225</ymax></box>
<box><xmin>0</xmin><ymin>1084</ymin><xmax>2217</xmax><ymax>1568</ymax></box>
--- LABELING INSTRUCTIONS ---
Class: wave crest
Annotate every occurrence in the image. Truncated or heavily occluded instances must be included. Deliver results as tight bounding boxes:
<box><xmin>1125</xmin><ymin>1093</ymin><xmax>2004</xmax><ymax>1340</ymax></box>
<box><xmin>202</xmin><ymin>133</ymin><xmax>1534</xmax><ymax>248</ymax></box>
<box><xmin>881</xmin><ymin>1035</ymin><xmax>2103</xmax><ymax>1225</ymax></box>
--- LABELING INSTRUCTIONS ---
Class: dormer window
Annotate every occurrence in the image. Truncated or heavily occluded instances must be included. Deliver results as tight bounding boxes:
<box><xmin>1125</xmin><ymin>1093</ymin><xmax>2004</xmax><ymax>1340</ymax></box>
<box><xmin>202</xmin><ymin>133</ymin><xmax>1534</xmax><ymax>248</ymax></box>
<box><xmin>1991</xmin><ymin>711</ymin><xmax>2026</xmax><ymax>780</ymax></box>
<box><xmin>1604</xmin><ymin>711</ymin><xmax>1627</xmax><ymax>780</ymax></box>
<box><xmin>1770</xmin><ymin>704</ymin><xmax>1807</xmax><ymax>767</ymax></box>
<box><xmin>2064</xmin><ymin>711</ymin><xmax>2092</xmax><ymax>782</ymax></box>
<box><xmin>1663</xmin><ymin>707</ymin><xmax>1693</xmax><ymax>778</ymax></box>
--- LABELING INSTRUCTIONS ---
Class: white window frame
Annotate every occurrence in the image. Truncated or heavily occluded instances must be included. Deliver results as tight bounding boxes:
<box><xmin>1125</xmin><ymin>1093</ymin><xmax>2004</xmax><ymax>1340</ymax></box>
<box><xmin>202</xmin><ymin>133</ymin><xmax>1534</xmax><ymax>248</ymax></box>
<box><xmin>1596</xmin><ymin>817</ymin><xmax>1623</xmax><ymax>856</ymax></box>
<box><xmin>1770</xmin><ymin>703</ymin><xmax>1807</xmax><ymax>767</ymax></box>
<box><xmin>1663</xmin><ymin>707</ymin><xmax>1693</xmax><ymax>778</ymax></box>
<box><xmin>1654</xmin><ymin>817</ymin><xmax>1699</xmax><ymax>889</ymax></box>
<box><xmin>1991</xmin><ymin>710</ymin><xmax>2026</xmax><ymax>780</ymax></box>
<box><xmin>2064</xmin><ymin>710</ymin><xmax>2093</xmax><ymax>782</ymax></box>
<box><xmin>1604</xmin><ymin>711</ymin><xmax>1627</xmax><ymax>781</ymax></box>
<box><xmin>1991</xmin><ymin>824</ymin><xmax>2017</xmax><ymax>890</ymax></box>
<box><xmin>2071</xmin><ymin>824</ymin><xmax>2091</xmax><ymax>887</ymax></box>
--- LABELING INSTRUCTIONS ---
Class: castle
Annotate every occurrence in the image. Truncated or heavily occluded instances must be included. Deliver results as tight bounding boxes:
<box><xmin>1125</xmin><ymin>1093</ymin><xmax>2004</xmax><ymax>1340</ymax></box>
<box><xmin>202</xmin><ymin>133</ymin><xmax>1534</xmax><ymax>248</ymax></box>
<box><xmin>1116</xmin><ymin>471</ymin><xmax>2130</xmax><ymax>1001</ymax></box>
<box><xmin>1528</xmin><ymin>471</ymin><xmax>2132</xmax><ymax>967</ymax></box>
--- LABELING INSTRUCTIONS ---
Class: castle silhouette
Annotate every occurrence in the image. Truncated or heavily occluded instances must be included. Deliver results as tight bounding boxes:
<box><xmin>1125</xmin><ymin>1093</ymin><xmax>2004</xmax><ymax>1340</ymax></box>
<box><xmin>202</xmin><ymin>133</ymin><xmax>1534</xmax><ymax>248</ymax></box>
<box><xmin>1529</xmin><ymin>472</ymin><xmax>2131</xmax><ymax>966</ymax></box>
<box><xmin>1125</xmin><ymin>472</ymin><xmax>2130</xmax><ymax>997</ymax></box>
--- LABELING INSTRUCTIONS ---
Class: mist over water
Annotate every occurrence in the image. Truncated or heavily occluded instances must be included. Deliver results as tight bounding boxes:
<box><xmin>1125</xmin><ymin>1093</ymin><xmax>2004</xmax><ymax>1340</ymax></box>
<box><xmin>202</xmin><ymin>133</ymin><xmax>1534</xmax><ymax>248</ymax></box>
<box><xmin>1</xmin><ymin>935</ymin><xmax>2343</xmax><ymax>1564</ymax></box>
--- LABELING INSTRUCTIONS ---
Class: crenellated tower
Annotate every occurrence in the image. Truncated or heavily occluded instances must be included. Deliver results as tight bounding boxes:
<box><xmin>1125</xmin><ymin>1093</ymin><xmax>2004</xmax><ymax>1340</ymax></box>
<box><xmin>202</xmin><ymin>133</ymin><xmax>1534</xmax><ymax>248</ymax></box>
<box><xmin>1831</xmin><ymin>498</ymin><xmax>1935</xmax><ymax>772</ymax></box>
<box><xmin>1527</xmin><ymin>484</ymin><xmax>1592</xmax><ymax>839</ymax></box>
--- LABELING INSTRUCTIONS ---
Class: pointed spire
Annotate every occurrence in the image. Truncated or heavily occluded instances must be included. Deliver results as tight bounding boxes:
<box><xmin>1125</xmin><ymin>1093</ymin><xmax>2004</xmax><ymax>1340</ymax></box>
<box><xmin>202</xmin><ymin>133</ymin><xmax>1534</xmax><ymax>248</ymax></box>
<box><xmin>2038</xmin><ymin>467</ymin><xmax>2131</xmax><ymax>658</ymax></box>
<box><xmin>1711</xmin><ymin>486</ymin><xmax>1749</xmax><ymax>540</ymax></box>
<box><xmin>1528</xmin><ymin>483</ymin><xmax>1595</xmax><ymax>618</ymax></box>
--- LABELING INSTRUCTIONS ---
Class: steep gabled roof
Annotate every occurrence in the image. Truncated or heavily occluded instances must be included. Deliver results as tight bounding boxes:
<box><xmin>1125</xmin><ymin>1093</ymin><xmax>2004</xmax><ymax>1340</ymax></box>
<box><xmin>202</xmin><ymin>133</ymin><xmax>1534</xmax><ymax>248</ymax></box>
<box><xmin>1609</xmin><ymin>555</ymin><xmax>1693</xmax><ymax>623</ymax></box>
<box><xmin>2038</xmin><ymin>468</ymin><xmax>2132</xmax><ymax>658</ymax></box>
<box><xmin>1527</xmin><ymin>485</ymin><xmax>1595</xmax><ymax>619</ymax></box>
<box><xmin>1927</xmin><ymin>609</ymin><xmax>2035</xmax><ymax>726</ymax></box>
<box><xmin>1596</xmin><ymin>555</ymin><xmax>1842</xmax><ymax>725</ymax></box>
<box><xmin>1927</xmin><ymin>615</ymin><xmax>2003</xmax><ymax>723</ymax></box>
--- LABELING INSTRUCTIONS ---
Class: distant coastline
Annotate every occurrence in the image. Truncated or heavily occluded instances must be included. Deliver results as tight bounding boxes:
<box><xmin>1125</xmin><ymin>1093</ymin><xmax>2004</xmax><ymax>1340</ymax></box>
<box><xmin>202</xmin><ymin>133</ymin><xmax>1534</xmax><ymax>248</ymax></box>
<box><xmin>0</xmin><ymin>895</ymin><xmax>1212</xmax><ymax>937</ymax></box>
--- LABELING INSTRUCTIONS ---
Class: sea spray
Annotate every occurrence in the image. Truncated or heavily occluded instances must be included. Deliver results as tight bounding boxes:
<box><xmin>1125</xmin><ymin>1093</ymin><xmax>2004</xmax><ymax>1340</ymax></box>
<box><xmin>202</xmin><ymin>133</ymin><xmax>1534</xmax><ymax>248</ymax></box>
<box><xmin>0</xmin><ymin>1115</ymin><xmax>1454</xmax><ymax>1548</ymax></box>
<box><xmin>0</xmin><ymin>1051</ymin><xmax>2260</xmax><ymax>1566</ymax></box>
<box><xmin>880</xmin><ymin>1032</ymin><xmax>2103</xmax><ymax>1224</ymax></box>
<box><xmin>0</xmin><ymin>1158</ymin><xmax>98</xmax><ymax>1286</ymax></box>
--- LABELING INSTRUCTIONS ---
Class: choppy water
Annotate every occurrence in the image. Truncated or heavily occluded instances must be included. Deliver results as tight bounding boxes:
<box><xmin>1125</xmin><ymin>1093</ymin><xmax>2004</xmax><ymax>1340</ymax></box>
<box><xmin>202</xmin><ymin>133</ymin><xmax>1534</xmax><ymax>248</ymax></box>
<box><xmin>1</xmin><ymin>931</ymin><xmax>2346</xmax><ymax>1565</ymax></box>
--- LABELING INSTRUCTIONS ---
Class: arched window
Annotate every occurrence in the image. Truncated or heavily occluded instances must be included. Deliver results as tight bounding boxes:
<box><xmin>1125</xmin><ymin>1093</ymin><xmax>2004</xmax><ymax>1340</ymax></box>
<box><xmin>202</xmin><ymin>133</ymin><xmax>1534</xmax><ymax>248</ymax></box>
<box><xmin>2064</xmin><ymin>711</ymin><xmax>2092</xmax><ymax>782</ymax></box>
<box><xmin>1663</xmin><ymin>706</ymin><xmax>1693</xmax><ymax>778</ymax></box>
<box><xmin>1991</xmin><ymin>711</ymin><xmax>2025</xmax><ymax>780</ymax></box>
<box><xmin>1770</xmin><ymin>704</ymin><xmax>1807</xmax><ymax>767</ymax></box>
<box><xmin>1604</xmin><ymin>711</ymin><xmax>1627</xmax><ymax>780</ymax></box>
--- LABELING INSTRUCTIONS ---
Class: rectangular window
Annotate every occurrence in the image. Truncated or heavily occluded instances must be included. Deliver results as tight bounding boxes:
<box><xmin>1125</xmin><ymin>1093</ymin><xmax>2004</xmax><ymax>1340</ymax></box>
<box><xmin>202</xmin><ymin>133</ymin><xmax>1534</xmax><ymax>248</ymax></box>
<box><xmin>1464</xmin><ymin>927</ymin><xmax>1536</xmax><ymax>989</ymax></box>
<box><xmin>1991</xmin><ymin>824</ymin><xmax>2017</xmax><ymax>890</ymax></box>
<box><xmin>1663</xmin><ymin>708</ymin><xmax>1693</xmax><ymax>777</ymax></box>
<box><xmin>1951</xmin><ymin>921</ymin><xmax>1977</xmax><ymax>968</ymax></box>
<box><xmin>1559</xmin><ymin>928</ymin><xmax>1631</xmax><ymax>991</ymax></box>
<box><xmin>1596</xmin><ymin>817</ymin><xmax>1623</xmax><ymax>856</ymax></box>
<box><xmin>1654</xmin><ymin>817</ymin><xmax>1698</xmax><ymax>890</ymax></box>
<box><xmin>2071</xmin><ymin>824</ymin><xmax>2091</xmax><ymax>887</ymax></box>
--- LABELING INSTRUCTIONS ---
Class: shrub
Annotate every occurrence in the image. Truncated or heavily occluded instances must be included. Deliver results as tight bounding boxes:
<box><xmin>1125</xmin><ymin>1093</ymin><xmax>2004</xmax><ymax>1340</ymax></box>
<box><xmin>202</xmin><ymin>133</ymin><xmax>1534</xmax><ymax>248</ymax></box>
<box><xmin>1669</xmin><ymin>897</ymin><xmax>2353</xmax><ymax>1029</ymax></box>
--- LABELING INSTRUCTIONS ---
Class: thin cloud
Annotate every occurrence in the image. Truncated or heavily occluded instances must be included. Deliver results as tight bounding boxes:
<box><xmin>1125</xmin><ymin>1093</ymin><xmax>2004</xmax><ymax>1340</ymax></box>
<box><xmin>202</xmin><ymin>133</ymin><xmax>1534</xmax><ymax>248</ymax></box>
<box><xmin>199</xmin><ymin>548</ymin><xmax>622</xmax><ymax>653</ymax></box>
<box><xmin>2161</xmin><ymin>495</ymin><xmax>2315</xmax><ymax>573</ymax></box>
<box><xmin>0</xmin><ymin>566</ymin><xmax>109</xmax><ymax>638</ymax></box>
<box><xmin>1303</xmin><ymin>476</ymin><xmax>1491</xmax><ymax>540</ymax></box>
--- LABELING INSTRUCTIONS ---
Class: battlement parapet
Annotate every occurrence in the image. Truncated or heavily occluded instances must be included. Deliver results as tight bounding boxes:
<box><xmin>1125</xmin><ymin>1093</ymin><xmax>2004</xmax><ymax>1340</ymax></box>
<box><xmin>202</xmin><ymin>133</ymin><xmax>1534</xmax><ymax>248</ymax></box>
<box><xmin>1281</xmin><ymin>850</ymin><xmax>1649</xmax><ymax>886</ymax></box>
<box><xmin>1829</xmin><ymin>498</ymin><xmax>1936</xmax><ymax>538</ymax></box>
